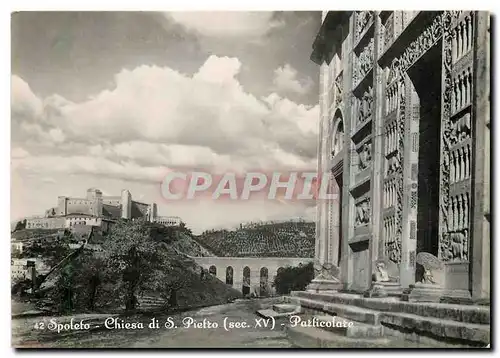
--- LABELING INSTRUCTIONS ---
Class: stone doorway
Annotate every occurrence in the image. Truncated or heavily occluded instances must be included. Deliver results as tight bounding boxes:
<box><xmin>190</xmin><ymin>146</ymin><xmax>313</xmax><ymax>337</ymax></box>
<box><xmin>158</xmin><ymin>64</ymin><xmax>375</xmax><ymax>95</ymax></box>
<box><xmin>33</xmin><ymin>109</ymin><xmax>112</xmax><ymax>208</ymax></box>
<box><xmin>407</xmin><ymin>44</ymin><xmax>442</xmax><ymax>282</ymax></box>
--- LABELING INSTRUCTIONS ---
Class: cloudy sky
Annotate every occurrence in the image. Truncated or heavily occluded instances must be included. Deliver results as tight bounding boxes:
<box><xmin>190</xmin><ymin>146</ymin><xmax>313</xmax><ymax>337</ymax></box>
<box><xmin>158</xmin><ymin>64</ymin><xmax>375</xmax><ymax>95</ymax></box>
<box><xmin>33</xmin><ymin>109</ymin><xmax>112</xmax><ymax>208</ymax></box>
<box><xmin>11</xmin><ymin>11</ymin><xmax>322</xmax><ymax>233</ymax></box>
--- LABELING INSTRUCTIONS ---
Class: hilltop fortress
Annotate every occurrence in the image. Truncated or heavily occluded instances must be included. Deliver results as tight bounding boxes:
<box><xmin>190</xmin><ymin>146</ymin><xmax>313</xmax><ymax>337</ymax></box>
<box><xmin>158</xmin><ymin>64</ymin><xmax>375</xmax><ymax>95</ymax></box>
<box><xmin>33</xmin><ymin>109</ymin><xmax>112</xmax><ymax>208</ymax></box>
<box><xmin>24</xmin><ymin>187</ymin><xmax>180</xmax><ymax>230</ymax></box>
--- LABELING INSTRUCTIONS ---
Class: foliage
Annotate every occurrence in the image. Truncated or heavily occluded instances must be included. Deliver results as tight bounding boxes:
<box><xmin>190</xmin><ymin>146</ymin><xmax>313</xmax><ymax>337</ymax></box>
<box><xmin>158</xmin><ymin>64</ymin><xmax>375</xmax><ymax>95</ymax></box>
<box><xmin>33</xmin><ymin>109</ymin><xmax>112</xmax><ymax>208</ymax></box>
<box><xmin>13</xmin><ymin>219</ymin><xmax>26</xmax><ymax>232</ymax></box>
<box><xmin>272</xmin><ymin>262</ymin><xmax>314</xmax><ymax>295</ymax></box>
<box><xmin>26</xmin><ymin>220</ymin><xmax>240</xmax><ymax>314</ymax></box>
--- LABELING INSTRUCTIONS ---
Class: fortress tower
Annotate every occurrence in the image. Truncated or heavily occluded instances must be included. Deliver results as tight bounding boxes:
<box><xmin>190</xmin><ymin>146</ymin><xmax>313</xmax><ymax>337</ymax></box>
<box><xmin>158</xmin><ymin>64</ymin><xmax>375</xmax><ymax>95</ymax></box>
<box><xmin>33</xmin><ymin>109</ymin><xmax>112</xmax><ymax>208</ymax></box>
<box><xmin>57</xmin><ymin>196</ymin><xmax>68</xmax><ymax>216</ymax></box>
<box><xmin>87</xmin><ymin>188</ymin><xmax>103</xmax><ymax>217</ymax></box>
<box><xmin>148</xmin><ymin>203</ymin><xmax>158</xmax><ymax>222</ymax></box>
<box><xmin>121</xmin><ymin>189</ymin><xmax>132</xmax><ymax>220</ymax></box>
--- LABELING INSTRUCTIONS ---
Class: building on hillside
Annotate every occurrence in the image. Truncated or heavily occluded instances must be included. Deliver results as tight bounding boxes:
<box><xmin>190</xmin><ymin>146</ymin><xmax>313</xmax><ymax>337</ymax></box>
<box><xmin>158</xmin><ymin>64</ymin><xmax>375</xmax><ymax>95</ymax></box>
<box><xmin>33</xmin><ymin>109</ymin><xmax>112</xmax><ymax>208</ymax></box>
<box><xmin>11</xmin><ymin>258</ymin><xmax>50</xmax><ymax>281</ymax></box>
<box><xmin>11</xmin><ymin>241</ymin><xmax>23</xmax><ymax>255</ymax></box>
<box><xmin>153</xmin><ymin>216</ymin><xmax>182</xmax><ymax>227</ymax></box>
<box><xmin>25</xmin><ymin>188</ymin><xmax>159</xmax><ymax>232</ymax></box>
<box><xmin>309</xmin><ymin>11</ymin><xmax>490</xmax><ymax>302</ymax></box>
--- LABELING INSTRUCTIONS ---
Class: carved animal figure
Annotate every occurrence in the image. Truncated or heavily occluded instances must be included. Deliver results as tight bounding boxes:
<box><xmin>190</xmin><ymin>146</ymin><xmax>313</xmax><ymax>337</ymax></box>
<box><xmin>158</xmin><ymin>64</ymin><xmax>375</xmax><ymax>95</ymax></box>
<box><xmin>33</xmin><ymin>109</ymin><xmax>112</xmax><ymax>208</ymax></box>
<box><xmin>416</xmin><ymin>252</ymin><xmax>444</xmax><ymax>285</ymax></box>
<box><xmin>374</xmin><ymin>262</ymin><xmax>390</xmax><ymax>282</ymax></box>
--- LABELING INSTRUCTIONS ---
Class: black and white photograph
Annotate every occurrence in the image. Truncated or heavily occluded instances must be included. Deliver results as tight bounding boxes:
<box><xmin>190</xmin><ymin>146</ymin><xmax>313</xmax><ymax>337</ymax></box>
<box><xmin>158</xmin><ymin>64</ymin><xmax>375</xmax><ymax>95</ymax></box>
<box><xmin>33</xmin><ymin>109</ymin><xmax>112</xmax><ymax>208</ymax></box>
<box><xmin>10</xmin><ymin>10</ymin><xmax>491</xmax><ymax>349</ymax></box>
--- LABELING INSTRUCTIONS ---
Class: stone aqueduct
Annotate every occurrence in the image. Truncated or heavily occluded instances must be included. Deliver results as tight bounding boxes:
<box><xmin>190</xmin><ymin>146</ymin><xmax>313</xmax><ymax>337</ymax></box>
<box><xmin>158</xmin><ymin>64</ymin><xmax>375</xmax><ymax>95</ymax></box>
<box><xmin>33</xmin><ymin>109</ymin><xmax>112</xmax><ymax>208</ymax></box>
<box><xmin>191</xmin><ymin>256</ymin><xmax>313</xmax><ymax>295</ymax></box>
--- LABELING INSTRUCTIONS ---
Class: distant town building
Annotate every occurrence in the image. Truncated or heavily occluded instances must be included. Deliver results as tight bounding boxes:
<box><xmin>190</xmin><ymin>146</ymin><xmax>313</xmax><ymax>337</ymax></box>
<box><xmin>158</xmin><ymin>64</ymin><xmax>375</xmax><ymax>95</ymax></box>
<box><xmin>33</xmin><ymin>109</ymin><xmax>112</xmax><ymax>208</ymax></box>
<box><xmin>11</xmin><ymin>258</ymin><xmax>49</xmax><ymax>281</ymax></box>
<box><xmin>11</xmin><ymin>241</ymin><xmax>23</xmax><ymax>255</ymax></box>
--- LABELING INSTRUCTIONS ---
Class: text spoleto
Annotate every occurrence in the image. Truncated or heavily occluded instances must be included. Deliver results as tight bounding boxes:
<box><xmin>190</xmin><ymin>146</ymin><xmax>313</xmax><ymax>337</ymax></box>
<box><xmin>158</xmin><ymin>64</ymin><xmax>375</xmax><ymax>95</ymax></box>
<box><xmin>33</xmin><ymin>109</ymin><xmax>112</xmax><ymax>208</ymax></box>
<box><xmin>160</xmin><ymin>171</ymin><xmax>339</xmax><ymax>201</ymax></box>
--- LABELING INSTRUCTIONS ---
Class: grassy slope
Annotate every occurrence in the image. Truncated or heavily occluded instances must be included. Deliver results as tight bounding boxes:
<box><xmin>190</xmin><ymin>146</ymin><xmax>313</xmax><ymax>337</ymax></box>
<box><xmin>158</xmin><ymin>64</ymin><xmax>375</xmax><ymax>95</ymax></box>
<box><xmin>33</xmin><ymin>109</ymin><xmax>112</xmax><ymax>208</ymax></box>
<box><xmin>12</xmin><ymin>225</ymin><xmax>241</xmax><ymax>314</ymax></box>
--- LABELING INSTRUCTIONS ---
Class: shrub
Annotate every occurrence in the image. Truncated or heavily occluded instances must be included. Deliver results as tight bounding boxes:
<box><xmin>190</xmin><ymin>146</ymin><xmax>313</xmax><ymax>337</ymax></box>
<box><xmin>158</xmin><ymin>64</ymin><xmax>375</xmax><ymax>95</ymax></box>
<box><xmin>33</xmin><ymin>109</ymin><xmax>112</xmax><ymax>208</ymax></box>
<box><xmin>272</xmin><ymin>262</ymin><xmax>314</xmax><ymax>295</ymax></box>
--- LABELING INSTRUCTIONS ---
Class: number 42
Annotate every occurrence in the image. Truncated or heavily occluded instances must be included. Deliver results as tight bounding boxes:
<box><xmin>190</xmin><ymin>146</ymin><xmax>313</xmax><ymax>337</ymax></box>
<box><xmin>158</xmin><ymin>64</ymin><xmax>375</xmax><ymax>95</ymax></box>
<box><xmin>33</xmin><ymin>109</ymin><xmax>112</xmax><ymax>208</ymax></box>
<box><xmin>34</xmin><ymin>322</ymin><xmax>45</xmax><ymax>330</ymax></box>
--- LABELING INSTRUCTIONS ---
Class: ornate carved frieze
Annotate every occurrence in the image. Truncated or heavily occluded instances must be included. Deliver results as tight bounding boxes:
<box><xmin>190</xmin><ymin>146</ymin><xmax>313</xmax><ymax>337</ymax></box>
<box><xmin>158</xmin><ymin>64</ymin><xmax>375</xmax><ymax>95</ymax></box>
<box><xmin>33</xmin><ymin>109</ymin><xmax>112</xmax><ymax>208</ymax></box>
<box><xmin>386</xmin><ymin>13</ymin><xmax>447</xmax><ymax>86</ymax></box>
<box><xmin>390</xmin><ymin>78</ymin><xmax>405</xmax><ymax>265</ymax></box>
<box><xmin>355</xmin><ymin>197</ymin><xmax>371</xmax><ymax>227</ymax></box>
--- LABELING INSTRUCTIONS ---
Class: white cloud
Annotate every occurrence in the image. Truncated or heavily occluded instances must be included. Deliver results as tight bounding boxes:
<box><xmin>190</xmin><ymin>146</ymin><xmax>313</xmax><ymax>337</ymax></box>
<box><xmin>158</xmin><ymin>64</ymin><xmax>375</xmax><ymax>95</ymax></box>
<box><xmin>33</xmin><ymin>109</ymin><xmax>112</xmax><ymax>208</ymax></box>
<box><xmin>272</xmin><ymin>63</ymin><xmax>313</xmax><ymax>95</ymax></box>
<box><xmin>11</xmin><ymin>55</ymin><xmax>318</xmax><ymax>173</ymax></box>
<box><xmin>11</xmin><ymin>55</ymin><xmax>320</xmax><ymax>231</ymax></box>
<box><xmin>165</xmin><ymin>12</ymin><xmax>284</xmax><ymax>38</ymax></box>
<box><xmin>11</xmin><ymin>147</ymin><xmax>29</xmax><ymax>159</ymax></box>
<box><xmin>11</xmin><ymin>75</ymin><xmax>43</xmax><ymax>119</ymax></box>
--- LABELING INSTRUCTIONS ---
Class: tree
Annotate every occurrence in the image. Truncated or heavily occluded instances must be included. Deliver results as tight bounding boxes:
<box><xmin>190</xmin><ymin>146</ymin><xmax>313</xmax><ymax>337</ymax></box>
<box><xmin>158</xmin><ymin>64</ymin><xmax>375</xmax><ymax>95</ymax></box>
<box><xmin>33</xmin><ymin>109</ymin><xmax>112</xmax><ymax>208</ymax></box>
<box><xmin>13</xmin><ymin>219</ymin><xmax>26</xmax><ymax>232</ymax></box>
<box><xmin>101</xmin><ymin>219</ymin><xmax>173</xmax><ymax>311</ymax></box>
<box><xmin>273</xmin><ymin>262</ymin><xmax>314</xmax><ymax>295</ymax></box>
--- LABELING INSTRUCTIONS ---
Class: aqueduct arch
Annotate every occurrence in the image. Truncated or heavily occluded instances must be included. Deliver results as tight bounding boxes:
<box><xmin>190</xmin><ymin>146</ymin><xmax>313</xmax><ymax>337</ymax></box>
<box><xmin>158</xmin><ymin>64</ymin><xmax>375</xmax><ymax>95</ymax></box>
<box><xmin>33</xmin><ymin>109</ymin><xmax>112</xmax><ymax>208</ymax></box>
<box><xmin>192</xmin><ymin>257</ymin><xmax>312</xmax><ymax>294</ymax></box>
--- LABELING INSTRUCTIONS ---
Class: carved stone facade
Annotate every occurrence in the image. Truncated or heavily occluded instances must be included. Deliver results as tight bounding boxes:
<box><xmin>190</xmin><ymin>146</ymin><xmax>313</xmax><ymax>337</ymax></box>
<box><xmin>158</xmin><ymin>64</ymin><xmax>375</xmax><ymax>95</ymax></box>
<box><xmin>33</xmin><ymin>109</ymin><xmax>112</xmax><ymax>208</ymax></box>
<box><xmin>311</xmin><ymin>11</ymin><xmax>490</xmax><ymax>301</ymax></box>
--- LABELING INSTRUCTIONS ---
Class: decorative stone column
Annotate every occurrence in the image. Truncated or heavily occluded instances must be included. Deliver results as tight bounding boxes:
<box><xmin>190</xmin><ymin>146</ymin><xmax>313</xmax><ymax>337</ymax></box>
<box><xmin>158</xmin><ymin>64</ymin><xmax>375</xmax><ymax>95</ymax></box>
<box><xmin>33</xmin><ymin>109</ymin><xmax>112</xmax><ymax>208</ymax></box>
<box><xmin>470</xmin><ymin>11</ymin><xmax>490</xmax><ymax>301</ymax></box>
<box><xmin>400</xmin><ymin>75</ymin><xmax>419</xmax><ymax>289</ymax></box>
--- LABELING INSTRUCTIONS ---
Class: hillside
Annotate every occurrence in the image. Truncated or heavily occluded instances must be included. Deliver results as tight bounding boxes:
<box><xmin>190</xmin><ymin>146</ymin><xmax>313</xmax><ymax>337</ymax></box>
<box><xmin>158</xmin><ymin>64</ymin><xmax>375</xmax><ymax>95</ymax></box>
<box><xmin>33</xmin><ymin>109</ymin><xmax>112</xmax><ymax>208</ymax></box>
<box><xmin>12</xmin><ymin>221</ymin><xmax>240</xmax><ymax>315</ymax></box>
<box><xmin>195</xmin><ymin>221</ymin><xmax>315</xmax><ymax>257</ymax></box>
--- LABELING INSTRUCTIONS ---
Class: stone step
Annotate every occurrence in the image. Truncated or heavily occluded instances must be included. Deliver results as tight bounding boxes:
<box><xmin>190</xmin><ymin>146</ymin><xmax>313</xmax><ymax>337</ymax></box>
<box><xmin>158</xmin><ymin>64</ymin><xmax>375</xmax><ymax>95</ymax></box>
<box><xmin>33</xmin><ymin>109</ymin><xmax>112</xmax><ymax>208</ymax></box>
<box><xmin>273</xmin><ymin>303</ymin><xmax>299</xmax><ymax>313</ymax></box>
<box><xmin>381</xmin><ymin>311</ymin><xmax>490</xmax><ymax>345</ymax></box>
<box><xmin>256</xmin><ymin>309</ymin><xmax>282</xmax><ymax>319</ymax></box>
<box><xmin>286</xmin><ymin>325</ymin><xmax>391</xmax><ymax>348</ymax></box>
<box><xmin>293</xmin><ymin>296</ymin><xmax>382</xmax><ymax>325</ymax></box>
<box><xmin>257</xmin><ymin>305</ymin><xmax>301</xmax><ymax>319</ymax></box>
<box><xmin>291</xmin><ymin>291</ymin><xmax>490</xmax><ymax>325</ymax></box>
<box><xmin>313</xmin><ymin>315</ymin><xmax>384</xmax><ymax>338</ymax></box>
<box><xmin>290</xmin><ymin>295</ymin><xmax>490</xmax><ymax>346</ymax></box>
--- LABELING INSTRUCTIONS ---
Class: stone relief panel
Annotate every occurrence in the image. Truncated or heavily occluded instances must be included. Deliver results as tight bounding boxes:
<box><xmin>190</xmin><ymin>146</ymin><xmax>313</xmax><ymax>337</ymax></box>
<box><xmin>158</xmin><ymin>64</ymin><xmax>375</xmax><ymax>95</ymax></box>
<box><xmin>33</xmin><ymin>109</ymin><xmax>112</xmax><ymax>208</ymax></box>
<box><xmin>452</xmin><ymin>68</ymin><xmax>473</xmax><ymax>115</ymax></box>
<box><xmin>384</xmin><ymin>215</ymin><xmax>400</xmax><ymax>264</ymax></box>
<box><xmin>356</xmin><ymin>86</ymin><xmax>373</xmax><ymax>126</ymax></box>
<box><xmin>384</xmin><ymin>121</ymin><xmax>398</xmax><ymax>156</ymax></box>
<box><xmin>385</xmin><ymin>81</ymin><xmax>399</xmax><ymax>114</ymax></box>
<box><xmin>335</xmin><ymin>71</ymin><xmax>343</xmax><ymax>109</ymax></box>
<box><xmin>383</xmin><ymin>178</ymin><xmax>397</xmax><ymax>209</ymax></box>
<box><xmin>355</xmin><ymin>11</ymin><xmax>374</xmax><ymax>40</ymax></box>
<box><xmin>356</xmin><ymin>140</ymin><xmax>372</xmax><ymax>172</ymax></box>
<box><xmin>331</xmin><ymin>119</ymin><xmax>344</xmax><ymax>158</ymax></box>
<box><xmin>441</xmin><ymin>192</ymin><xmax>470</xmax><ymax>262</ymax></box>
<box><xmin>383</xmin><ymin>12</ymin><xmax>395</xmax><ymax>50</ymax></box>
<box><xmin>353</xmin><ymin>37</ymin><xmax>374</xmax><ymax>86</ymax></box>
<box><xmin>452</xmin><ymin>12</ymin><xmax>474</xmax><ymax>64</ymax></box>
<box><xmin>439</xmin><ymin>11</ymin><xmax>473</xmax><ymax>263</ymax></box>
<box><xmin>355</xmin><ymin>197</ymin><xmax>371</xmax><ymax>227</ymax></box>
<box><xmin>416</xmin><ymin>252</ymin><xmax>444</xmax><ymax>285</ymax></box>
